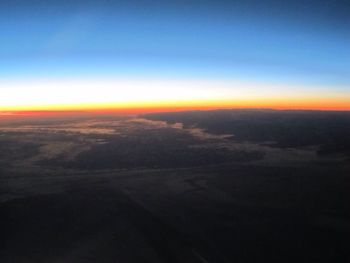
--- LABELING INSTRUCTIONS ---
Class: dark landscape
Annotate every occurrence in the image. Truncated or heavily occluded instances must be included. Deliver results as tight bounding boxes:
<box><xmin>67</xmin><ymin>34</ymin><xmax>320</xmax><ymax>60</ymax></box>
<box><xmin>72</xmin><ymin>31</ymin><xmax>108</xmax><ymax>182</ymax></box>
<box><xmin>1</xmin><ymin>109</ymin><xmax>350</xmax><ymax>263</ymax></box>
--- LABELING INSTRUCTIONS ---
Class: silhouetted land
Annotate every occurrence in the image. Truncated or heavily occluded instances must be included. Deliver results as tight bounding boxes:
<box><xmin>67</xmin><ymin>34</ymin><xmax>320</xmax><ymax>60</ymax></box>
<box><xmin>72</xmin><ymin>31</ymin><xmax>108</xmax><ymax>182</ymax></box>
<box><xmin>1</xmin><ymin>110</ymin><xmax>349</xmax><ymax>262</ymax></box>
<box><xmin>144</xmin><ymin>109</ymin><xmax>350</xmax><ymax>156</ymax></box>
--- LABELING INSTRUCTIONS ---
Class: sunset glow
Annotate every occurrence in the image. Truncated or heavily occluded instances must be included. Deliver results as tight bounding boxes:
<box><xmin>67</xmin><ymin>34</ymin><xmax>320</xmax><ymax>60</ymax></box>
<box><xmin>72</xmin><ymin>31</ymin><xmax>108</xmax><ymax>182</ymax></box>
<box><xmin>0</xmin><ymin>0</ymin><xmax>349</xmax><ymax>114</ymax></box>
<box><xmin>1</xmin><ymin>78</ymin><xmax>349</xmax><ymax>113</ymax></box>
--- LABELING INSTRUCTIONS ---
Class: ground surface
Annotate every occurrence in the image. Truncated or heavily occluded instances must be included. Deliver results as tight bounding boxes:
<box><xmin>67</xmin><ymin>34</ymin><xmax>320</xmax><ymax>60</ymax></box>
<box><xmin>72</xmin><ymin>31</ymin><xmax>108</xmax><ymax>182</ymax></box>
<box><xmin>1</xmin><ymin>110</ymin><xmax>349</xmax><ymax>263</ymax></box>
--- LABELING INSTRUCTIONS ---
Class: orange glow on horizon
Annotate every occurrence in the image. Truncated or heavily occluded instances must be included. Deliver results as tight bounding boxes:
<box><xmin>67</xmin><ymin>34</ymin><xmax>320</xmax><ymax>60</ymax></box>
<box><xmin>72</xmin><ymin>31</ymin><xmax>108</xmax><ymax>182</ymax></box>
<box><xmin>1</xmin><ymin>97</ymin><xmax>350</xmax><ymax>118</ymax></box>
<box><xmin>0</xmin><ymin>78</ymin><xmax>349</xmax><ymax>116</ymax></box>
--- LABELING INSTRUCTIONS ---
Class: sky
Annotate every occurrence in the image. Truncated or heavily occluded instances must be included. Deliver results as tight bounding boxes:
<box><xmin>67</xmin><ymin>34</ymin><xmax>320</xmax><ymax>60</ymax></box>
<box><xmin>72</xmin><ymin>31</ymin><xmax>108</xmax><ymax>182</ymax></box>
<box><xmin>0</xmin><ymin>0</ymin><xmax>349</xmax><ymax>111</ymax></box>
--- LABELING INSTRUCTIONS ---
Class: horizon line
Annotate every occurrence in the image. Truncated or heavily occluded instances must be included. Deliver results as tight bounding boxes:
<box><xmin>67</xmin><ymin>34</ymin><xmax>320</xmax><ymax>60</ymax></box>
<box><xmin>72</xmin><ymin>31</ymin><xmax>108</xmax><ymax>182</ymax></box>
<box><xmin>1</xmin><ymin>105</ymin><xmax>350</xmax><ymax>119</ymax></box>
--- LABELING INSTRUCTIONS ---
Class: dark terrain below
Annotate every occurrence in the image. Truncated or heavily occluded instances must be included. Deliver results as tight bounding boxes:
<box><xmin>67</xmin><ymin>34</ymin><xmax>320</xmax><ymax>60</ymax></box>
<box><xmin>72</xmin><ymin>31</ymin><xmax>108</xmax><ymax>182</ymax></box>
<box><xmin>1</xmin><ymin>109</ymin><xmax>349</xmax><ymax>263</ymax></box>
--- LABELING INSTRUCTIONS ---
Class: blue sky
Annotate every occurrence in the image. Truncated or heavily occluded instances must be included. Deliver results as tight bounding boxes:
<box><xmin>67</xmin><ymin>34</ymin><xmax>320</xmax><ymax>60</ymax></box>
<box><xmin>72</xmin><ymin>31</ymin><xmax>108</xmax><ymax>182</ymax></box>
<box><xmin>0</xmin><ymin>0</ymin><xmax>349</xmax><ymax>108</ymax></box>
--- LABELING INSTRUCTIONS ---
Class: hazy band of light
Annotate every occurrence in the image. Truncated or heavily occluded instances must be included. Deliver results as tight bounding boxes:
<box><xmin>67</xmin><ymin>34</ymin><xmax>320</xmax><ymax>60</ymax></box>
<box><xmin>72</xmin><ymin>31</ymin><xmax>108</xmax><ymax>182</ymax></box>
<box><xmin>0</xmin><ymin>78</ymin><xmax>349</xmax><ymax>112</ymax></box>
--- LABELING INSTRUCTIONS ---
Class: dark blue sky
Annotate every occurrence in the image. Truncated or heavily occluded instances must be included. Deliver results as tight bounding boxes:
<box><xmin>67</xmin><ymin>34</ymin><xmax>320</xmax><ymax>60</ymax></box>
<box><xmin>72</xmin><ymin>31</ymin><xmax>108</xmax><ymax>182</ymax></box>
<box><xmin>1</xmin><ymin>0</ymin><xmax>349</xmax><ymax>88</ymax></box>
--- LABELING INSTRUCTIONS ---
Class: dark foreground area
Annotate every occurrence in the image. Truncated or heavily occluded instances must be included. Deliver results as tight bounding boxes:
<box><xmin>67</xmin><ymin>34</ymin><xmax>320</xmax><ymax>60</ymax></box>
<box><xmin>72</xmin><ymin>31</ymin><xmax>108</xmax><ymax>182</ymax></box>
<box><xmin>1</xmin><ymin>110</ymin><xmax>350</xmax><ymax>262</ymax></box>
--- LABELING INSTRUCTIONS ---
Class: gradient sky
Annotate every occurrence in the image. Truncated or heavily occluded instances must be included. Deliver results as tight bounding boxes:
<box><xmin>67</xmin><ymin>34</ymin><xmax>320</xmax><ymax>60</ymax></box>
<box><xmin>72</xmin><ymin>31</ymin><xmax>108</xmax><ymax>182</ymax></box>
<box><xmin>0</xmin><ymin>0</ymin><xmax>349</xmax><ymax>111</ymax></box>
